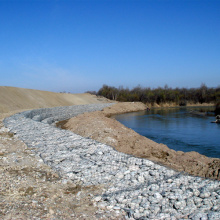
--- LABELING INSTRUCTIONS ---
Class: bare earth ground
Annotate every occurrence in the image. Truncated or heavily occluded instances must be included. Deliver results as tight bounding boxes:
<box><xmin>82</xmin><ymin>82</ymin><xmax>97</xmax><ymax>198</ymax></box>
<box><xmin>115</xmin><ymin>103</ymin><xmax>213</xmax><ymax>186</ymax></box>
<box><xmin>0</xmin><ymin>86</ymin><xmax>111</xmax><ymax>114</ymax></box>
<box><xmin>63</xmin><ymin>102</ymin><xmax>220</xmax><ymax>180</ymax></box>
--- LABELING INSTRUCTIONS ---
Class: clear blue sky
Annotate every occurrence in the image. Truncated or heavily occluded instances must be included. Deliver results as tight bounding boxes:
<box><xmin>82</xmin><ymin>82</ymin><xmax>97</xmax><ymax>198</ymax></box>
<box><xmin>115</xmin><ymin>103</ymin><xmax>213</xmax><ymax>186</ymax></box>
<box><xmin>0</xmin><ymin>0</ymin><xmax>219</xmax><ymax>93</ymax></box>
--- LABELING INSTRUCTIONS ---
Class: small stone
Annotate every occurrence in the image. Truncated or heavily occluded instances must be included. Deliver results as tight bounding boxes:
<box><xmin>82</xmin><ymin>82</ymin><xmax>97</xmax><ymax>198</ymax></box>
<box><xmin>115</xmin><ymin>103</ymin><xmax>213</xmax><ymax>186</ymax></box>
<box><xmin>124</xmin><ymin>170</ymin><xmax>130</xmax><ymax>175</ymax></box>
<box><xmin>149</xmin><ymin>184</ymin><xmax>159</xmax><ymax>191</ymax></box>
<box><xmin>174</xmin><ymin>200</ymin><xmax>186</xmax><ymax>210</ymax></box>
<box><xmin>167</xmin><ymin>179</ymin><xmax>173</xmax><ymax>183</ymax></box>
<box><xmin>200</xmin><ymin>192</ymin><xmax>211</xmax><ymax>199</ymax></box>
<box><xmin>149</xmin><ymin>170</ymin><xmax>155</xmax><ymax>176</ymax></box>
<box><xmin>211</xmin><ymin>205</ymin><xmax>219</xmax><ymax>211</ymax></box>
<box><xmin>149</xmin><ymin>205</ymin><xmax>160</xmax><ymax>214</ymax></box>
<box><xmin>128</xmin><ymin>203</ymin><xmax>136</xmax><ymax>209</ymax></box>
<box><xmin>94</xmin><ymin>196</ymin><xmax>102</xmax><ymax>202</ymax></box>
<box><xmin>106</xmin><ymin>205</ymin><xmax>113</xmax><ymax>210</ymax></box>
<box><xmin>116</xmin><ymin>211</ymin><xmax>123</xmax><ymax>216</ymax></box>
<box><xmin>116</xmin><ymin>197</ymin><xmax>124</xmax><ymax>203</ymax></box>
<box><xmin>193</xmin><ymin>189</ymin><xmax>200</xmax><ymax>197</ymax></box>
<box><xmin>38</xmin><ymin>158</ymin><xmax>44</xmax><ymax>163</ymax></box>
<box><xmin>142</xmin><ymin>160</ymin><xmax>154</xmax><ymax>166</ymax></box>
<box><xmin>122</xmin><ymin>199</ymin><xmax>128</xmax><ymax>204</ymax></box>
<box><xmin>138</xmin><ymin>175</ymin><xmax>145</xmax><ymax>183</ymax></box>
<box><xmin>129</xmin><ymin>165</ymin><xmax>139</xmax><ymax>171</ymax></box>
<box><xmin>49</xmin><ymin>208</ymin><xmax>54</xmax><ymax>215</ymax></box>
<box><xmin>133</xmin><ymin>212</ymin><xmax>141</xmax><ymax>219</ymax></box>
<box><xmin>208</xmin><ymin>211</ymin><xmax>220</xmax><ymax>219</ymax></box>
<box><xmin>115</xmin><ymin>172</ymin><xmax>124</xmax><ymax>179</ymax></box>
<box><xmin>154</xmin><ymin>192</ymin><xmax>163</xmax><ymax>200</ymax></box>
<box><xmin>113</xmin><ymin>206</ymin><xmax>121</xmax><ymax>210</ymax></box>
<box><xmin>189</xmin><ymin>212</ymin><xmax>208</xmax><ymax>220</ymax></box>
<box><xmin>157</xmin><ymin>213</ymin><xmax>171</xmax><ymax>219</ymax></box>
<box><xmin>98</xmin><ymin>202</ymin><xmax>107</xmax><ymax>209</ymax></box>
<box><xmin>139</xmin><ymin>207</ymin><xmax>144</xmax><ymax>213</ymax></box>
<box><xmin>194</xmin><ymin>197</ymin><xmax>203</xmax><ymax>205</ymax></box>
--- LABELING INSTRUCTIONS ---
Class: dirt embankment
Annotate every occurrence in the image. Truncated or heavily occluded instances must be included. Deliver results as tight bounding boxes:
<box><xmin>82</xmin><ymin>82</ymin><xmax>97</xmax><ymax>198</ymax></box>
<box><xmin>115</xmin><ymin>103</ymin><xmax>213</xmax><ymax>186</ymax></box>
<box><xmin>63</xmin><ymin>102</ymin><xmax>220</xmax><ymax>180</ymax></box>
<box><xmin>0</xmin><ymin>86</ymin><xmax>111</xmax><ymax>113</ymax></box>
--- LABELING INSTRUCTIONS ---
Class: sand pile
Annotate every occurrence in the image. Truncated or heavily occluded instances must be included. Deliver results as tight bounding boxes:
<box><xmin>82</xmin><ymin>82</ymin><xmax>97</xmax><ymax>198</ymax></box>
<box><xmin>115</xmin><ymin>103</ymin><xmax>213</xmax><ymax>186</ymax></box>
<box><xmin>0</xmin><ymin>86</ymin><xmax>110</xmax><ymax>113</ymax></box>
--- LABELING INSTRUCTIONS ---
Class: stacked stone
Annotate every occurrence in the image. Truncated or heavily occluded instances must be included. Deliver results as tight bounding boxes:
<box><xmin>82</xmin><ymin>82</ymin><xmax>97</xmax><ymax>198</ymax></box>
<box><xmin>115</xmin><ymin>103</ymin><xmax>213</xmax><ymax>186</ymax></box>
<box><xmin>3</xmin><ymin>104</ymin><xmax>220</xmax><ymax>219</ymax></box>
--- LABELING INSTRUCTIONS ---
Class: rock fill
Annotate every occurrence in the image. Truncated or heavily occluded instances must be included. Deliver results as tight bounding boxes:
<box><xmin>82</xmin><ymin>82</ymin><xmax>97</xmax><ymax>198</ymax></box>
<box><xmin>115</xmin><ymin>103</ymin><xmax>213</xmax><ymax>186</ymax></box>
<box><xmin>3</xmin><ymin>104</ymin><xmax>220</xmax><ymax>219</ymax></box>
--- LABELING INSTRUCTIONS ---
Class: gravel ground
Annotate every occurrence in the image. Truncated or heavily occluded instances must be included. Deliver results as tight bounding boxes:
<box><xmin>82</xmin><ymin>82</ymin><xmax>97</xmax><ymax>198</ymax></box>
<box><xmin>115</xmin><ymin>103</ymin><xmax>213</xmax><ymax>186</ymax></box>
<box><xmin>1</xmin><ymin>104</ymin><xmax>125</xmax><ymax>220</ymax></box>
<box><xmin>2</xmin><ymin>103</ymin><xmax>220</xmax><ymax>219</ymax></box>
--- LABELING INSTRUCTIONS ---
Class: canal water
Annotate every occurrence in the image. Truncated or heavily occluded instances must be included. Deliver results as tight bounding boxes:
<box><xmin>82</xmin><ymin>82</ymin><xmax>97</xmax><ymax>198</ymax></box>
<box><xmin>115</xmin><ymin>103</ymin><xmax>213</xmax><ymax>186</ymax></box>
<box><xmin>114</xmin><ymin>107</ymin><xmax>220</xmax><ymax>158</ymax></box>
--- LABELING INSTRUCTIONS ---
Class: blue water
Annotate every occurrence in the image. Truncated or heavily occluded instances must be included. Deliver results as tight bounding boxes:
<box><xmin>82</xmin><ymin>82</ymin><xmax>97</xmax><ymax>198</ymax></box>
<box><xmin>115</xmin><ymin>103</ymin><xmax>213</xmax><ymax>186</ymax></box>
<box><xmin>114</xmin><ymin>107</ymin><xmax>220</xmax><ymax>158</ymax></box>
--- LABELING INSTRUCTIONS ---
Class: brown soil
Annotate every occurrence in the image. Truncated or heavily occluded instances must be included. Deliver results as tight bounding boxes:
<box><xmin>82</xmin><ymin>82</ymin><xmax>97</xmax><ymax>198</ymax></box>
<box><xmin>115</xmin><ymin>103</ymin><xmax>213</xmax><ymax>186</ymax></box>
<box><xmin>0</xmin><ymin>86</ymin><xmax>112</xmax><ymax>113</ymax></box>
<box><xmin>63</xmin><ymin>102</ymin><xmax>220</xmax><ymax>180</ymax></box>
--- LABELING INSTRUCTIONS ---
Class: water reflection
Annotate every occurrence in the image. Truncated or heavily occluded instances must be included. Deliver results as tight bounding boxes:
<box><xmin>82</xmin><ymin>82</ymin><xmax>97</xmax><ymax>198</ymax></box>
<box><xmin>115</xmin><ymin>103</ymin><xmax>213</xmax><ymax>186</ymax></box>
<box><xmin>114</xmin><ymin>107</ymin><xmax>220</xmax><ymax>158</ymax></box>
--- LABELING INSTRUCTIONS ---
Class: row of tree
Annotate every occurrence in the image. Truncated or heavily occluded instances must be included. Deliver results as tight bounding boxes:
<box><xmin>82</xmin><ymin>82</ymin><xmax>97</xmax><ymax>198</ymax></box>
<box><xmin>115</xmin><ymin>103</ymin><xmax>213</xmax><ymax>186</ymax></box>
<box><xmin>95</xmin><ymin>84</ymin><xmax>220</xmax><ymax>106</ymax></box>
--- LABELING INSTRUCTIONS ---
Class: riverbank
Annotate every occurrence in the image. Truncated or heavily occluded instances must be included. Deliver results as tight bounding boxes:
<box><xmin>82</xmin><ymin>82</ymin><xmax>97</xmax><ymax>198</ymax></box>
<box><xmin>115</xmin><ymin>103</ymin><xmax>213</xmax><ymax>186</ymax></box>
<box><xmin>147</xmin><ymin>102</ymin><xmax>214</xmax><ymax>108</ymax></box>
<box><xmin>62</xmin><ymin>102</ymin><xmax>220</xmax><ymax>180</ymax></box>
<box><xmin>2</xmin><ymin>87</ymin><xmax>218</xmax><ymax>219</ymax></box>
<box><xmin>3</xmin><ymin>104</ymin><xmax>220</xmax><ymax>219</ymax></box>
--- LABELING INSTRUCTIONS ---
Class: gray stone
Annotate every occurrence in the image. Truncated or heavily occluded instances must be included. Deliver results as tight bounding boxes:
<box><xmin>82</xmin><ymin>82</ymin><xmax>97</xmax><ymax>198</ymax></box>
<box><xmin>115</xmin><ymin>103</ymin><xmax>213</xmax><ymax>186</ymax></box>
<box><xmin>3</xmin><ymin>103</ymin><xmax>220</xmax><ymax>220</ymax></box>
<box><xmin>190</xmin><ymin>212</ymin><xmax>208</xmax><ymax>220</ymax></box>
<box><xmin>173</xmin><ymin>200</ymin><xmax>186</xmax><ymax>210</ymax></box>
<box><xmin>200</xmin><ymin>191</ymin><xmax>211</xmax><ymax>199</ymax></box>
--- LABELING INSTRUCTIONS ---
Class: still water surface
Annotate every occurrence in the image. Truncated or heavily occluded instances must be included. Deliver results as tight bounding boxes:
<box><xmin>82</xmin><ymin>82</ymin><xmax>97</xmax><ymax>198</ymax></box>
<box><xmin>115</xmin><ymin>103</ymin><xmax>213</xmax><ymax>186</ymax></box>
<box><xmin>114</xmin><ymin>107</ymin><xmax>220</xmax><ymax>158</ymax></box>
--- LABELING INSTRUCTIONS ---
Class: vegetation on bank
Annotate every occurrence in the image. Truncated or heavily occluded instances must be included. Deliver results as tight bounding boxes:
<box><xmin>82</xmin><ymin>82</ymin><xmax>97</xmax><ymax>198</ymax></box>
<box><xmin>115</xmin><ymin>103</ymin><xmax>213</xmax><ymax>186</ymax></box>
<box><xmin>92</xmin><ymin>84</ymin><xmax>220</xmax><ymax>107</ymax></box>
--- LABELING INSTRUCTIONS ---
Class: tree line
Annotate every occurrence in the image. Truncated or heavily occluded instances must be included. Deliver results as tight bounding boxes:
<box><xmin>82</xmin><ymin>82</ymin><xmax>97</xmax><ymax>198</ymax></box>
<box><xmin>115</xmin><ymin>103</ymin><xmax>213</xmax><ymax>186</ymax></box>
<box><xmin>94</xmin><ymin>84</ymin><xmax>220</xmax><ymax>106</ymax></box>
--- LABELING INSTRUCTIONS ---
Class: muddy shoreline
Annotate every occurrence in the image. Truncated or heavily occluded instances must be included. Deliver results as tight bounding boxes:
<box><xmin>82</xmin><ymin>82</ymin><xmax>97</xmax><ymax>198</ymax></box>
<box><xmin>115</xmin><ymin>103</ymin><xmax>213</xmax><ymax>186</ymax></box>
<box><xmin>61</xmin><ymin>102</ymin><xmax>220</xmax><ymax>180</ymax></box>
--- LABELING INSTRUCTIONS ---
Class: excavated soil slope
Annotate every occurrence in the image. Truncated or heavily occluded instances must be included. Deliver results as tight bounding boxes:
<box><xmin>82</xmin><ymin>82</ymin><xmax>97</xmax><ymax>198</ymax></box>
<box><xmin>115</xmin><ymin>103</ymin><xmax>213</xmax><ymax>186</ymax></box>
<box><xmin>0</xmin><ymin>86</ymin><xmax>110</xmax><ymax>113</ymax></box>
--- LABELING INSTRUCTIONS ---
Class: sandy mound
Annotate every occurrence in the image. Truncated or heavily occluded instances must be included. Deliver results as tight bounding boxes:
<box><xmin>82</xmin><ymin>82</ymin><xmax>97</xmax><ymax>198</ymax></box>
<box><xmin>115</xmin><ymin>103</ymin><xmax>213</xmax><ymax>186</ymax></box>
<box><xmin>0</xmin><ymin>86</ymin><xmax>111</xmax><ymax>114</ymax></box>
<box><xmin>63</xmin><ymin>102</ymin><xmax>220</xmax><ymax>180</ymax></box>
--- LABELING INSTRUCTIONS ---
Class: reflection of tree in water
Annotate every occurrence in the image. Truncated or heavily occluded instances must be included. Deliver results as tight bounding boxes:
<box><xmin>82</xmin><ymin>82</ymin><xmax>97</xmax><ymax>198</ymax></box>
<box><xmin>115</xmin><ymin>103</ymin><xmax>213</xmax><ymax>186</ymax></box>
<box><xmin>215</xmin><ymin>102</ymin><xmax>220</xmax><ymax>116</ymax></box>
